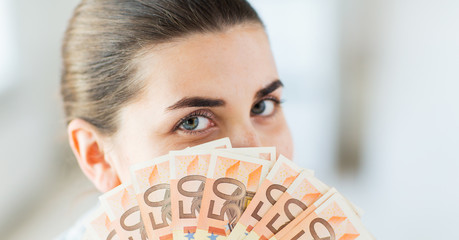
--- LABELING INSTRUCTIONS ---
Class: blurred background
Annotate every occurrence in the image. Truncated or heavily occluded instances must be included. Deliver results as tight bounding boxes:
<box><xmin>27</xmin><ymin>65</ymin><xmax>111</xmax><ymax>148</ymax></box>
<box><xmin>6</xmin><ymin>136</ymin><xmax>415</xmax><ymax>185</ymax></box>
<box><xmin>1</xmin><ymin>0</ymin><xmax>458</xmax><ymax>239</ymax></box>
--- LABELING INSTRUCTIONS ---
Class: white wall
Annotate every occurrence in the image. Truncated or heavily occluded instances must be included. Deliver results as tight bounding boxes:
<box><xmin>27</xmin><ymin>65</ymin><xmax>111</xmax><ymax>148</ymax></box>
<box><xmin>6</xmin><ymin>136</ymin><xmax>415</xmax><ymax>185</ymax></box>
<box><xmin>360</xmin><ymin>0</ymin><xmax>459</xmax><ymax>238</ymax></box>
<box><xmin>250</xmin><ymin>0</ymin><xmax>341</xmax><ymax>172</ymax></box>
<box><xmin>0</xmin><ymin>0</ymin><xmax>83</xmax><ymax>237</ymax></box>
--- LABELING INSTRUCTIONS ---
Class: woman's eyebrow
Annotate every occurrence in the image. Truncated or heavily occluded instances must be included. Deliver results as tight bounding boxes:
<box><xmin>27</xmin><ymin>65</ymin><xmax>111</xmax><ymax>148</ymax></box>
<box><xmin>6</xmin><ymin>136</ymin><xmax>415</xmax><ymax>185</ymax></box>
<box><xmin>166</xmin><ymin>97</ymin><xmax>225</xmax><ymax>111</ymax></box>
<box><xmin>255</xmin><ymin>79</ymin><xmax>284</xmax><ymax>99</ymax></box>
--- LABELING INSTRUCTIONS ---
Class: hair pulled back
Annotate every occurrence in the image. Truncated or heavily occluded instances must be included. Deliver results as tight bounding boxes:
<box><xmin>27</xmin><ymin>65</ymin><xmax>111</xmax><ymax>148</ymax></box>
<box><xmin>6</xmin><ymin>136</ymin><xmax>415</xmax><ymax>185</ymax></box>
<box><xmin>61</xmin><ymin>0</ymin><xmax>262</xmax><ymax>135</ymax></box>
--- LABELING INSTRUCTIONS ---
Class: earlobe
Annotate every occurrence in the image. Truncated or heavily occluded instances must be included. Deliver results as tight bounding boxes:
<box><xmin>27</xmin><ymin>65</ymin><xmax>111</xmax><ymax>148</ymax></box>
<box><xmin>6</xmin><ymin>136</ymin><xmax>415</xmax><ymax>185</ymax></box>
<box><xmin>67</xmin><ymin>118</ymin><xmax>120</xmax><ymax>192</ymax></box>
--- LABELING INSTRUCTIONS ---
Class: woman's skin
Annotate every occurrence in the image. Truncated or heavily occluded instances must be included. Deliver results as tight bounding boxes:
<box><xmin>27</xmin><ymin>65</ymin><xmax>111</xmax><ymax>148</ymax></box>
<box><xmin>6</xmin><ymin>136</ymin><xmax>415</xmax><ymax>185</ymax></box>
<box><xmin>67</xmin><ymin>24</ymin><xmax>293</xmax><ymax>193</ymax></box>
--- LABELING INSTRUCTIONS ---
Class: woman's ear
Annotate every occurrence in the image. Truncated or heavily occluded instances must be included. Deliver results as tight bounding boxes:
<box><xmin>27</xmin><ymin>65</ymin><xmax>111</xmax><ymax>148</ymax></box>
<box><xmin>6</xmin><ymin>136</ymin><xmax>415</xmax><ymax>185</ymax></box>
<box><xmin>67</xmin><ymin>118</ymin><xmax>120</xmax><ymax>192</ymax></box>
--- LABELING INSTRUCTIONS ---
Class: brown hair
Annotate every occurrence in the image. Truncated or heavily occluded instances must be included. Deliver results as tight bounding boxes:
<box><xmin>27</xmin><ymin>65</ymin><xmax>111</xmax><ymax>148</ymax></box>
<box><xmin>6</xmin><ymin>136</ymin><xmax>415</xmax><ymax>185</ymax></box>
<box><xmin>61</xmin><ymin>0</ymin><xmax>263</xmax><ymax>135</ymax></box>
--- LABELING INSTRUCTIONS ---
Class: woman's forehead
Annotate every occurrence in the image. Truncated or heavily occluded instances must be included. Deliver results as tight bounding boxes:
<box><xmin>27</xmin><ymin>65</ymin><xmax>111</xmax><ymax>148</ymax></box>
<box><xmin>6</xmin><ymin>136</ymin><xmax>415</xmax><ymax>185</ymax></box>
<box><xmin>136</xmin><ymin>24</ymin><xmax>279</xmax><ymax>104</ymax></box>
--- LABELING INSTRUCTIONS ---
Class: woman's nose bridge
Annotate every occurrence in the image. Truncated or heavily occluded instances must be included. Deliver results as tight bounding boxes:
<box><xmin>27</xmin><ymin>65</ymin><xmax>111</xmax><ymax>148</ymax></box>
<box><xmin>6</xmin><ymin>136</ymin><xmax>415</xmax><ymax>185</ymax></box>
<box><xmin>227</xmin><ymin>122</ymin><xmax>262</xmax><ymax>148</ymax></box>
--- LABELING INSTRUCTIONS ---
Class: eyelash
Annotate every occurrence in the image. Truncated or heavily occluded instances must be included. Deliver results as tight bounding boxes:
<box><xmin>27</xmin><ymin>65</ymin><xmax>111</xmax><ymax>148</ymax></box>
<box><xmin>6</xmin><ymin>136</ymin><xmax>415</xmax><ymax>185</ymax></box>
<box><xmin>172</xmin><ymin>96</ymin><xmax>284</xmax><ymax>135</ymax></box>
<box><xmin>172</xmin><ymin>109</ymin><xmax>216</xmax><ymax>134</ymax></box>
<box><xmin>265</xmin><ymin>96</ymin><xmax>281</xmax><ymax>103</ymax></box>
<box><xmin>251</xmin><ymin>96</ymin><xmax>283</xmax><ymax>114</ymax></box>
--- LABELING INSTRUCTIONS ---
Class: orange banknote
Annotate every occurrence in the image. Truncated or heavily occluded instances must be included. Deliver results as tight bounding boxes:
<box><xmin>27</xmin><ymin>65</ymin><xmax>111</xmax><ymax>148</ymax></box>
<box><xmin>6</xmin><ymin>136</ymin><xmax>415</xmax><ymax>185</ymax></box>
<box><xmin>99</xmin><ymin>183</ymin><xmax>147</xmax><ymax>240</ymax></box>
<box><xmin>131</xmin><ymin>155</ymin><xmax>172</xmax><ymax>240</ymax></box>
<box><xmin>85</xmin><ymin>207</ymin><xmax>120</xmax><ymax>240</ymax></box>
<box><xmin>169</xmin><ymin>149</ymin><xmax>213</xmax><ymax>240</ymax></box>
<box><xmin>222</xmin><ymin>147</ymin><xmax>276</xmax><ymax>162</ymax></box>
<box><xmin>169</xmin><ymin>145</ymin><xmax>275</xmax><ymax>239</ymax></box>
<box><xmin>228</xmin><ymin>155</ymin><xmax>307</xmax><ymax>240</ymax></box>
<box><xmin>188</xmin><ymin>137</ymin><xmax>232</xmax><ymax>150</ymax></box>
<box><xmin>280</xmin><ymin>192</ymin><xmax>372</xmax><ymax>240</ymax></box>
<box><xmin>245</xmin><ymin>171</ymin><xmax>329</xmax><ymax>240</ymax></box>
<box><xmin>128</xmin><ymin>138</ymin><xmax>231</xmax><ymax>240</ymax></box>
<box><xmin>269</xmin><ymin>188</ymin><xmax>338</xmax><ymax>240</ymax></box>
<box><xmin>195</xmin><ymin>151</ymin><xmax>272</xmax><ymax>240</ymax></box>
<box><xmin>169</xmin><ymin>138</ymin><xmax>233</xmax><ymax>240</ymax></box>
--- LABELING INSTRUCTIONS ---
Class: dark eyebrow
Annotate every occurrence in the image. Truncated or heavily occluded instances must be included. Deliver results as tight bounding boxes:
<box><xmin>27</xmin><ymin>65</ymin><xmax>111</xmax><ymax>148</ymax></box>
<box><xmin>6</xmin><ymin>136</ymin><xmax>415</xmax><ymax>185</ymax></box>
<box><xmin>255</xmin><ymin>80</ymin><xmax>284</xmax><ymax>99</ymax></box>
<box><xmin>166</xmin><ymin>97</ymin><xmax>225</xmax><ymax>111</ymax></box>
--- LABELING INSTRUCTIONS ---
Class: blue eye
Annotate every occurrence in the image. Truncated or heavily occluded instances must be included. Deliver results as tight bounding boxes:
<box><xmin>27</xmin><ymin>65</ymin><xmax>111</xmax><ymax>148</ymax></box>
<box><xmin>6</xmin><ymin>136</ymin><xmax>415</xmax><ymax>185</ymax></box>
<box><xmin>251</xmin><ymin>99</ymin><xmax>276</xmax><ymax>116</ymax></box>
<box><xmin>179</xmin><ymin>116</ymin><xmax>211</xmax><ymax>131</ymax></box>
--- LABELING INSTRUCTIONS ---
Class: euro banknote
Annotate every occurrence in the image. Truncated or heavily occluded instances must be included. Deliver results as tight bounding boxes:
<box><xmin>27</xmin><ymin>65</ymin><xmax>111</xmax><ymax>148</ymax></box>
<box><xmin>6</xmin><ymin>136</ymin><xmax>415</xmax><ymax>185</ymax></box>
<box><xmin>169</xmin><ymin>149</ymin><xmax>213</xmax><ymax>240</ymax></box>
<box><xmin>222</xmin><ymin>147</ymin><xmax>276</xmax><ymax>162</ymax></box>
<box><xmin>279</xmin><ymin>192</ymin><xmax>372</xmax><ymax>240</ymax></box>
<box><xmin>228</xmin><ymin>155</ymin><xmax>307</xmax><ymax>240</ymax></box>
<box><xmin>83</xmin><ymin>138</ymin><xmax>373</xmax><ymax>240</ymax></box>
<box><xmin>170</xmin><ymin>144</ymin><xmax>276</xmax><ymax>240</ymax></box>
<box><xmin>131</xmin><ymin>155</ymin><xmax>173</xmax><ymax>240</ymax></box>
<box><xmin>245</xmin><ymin>171</ymin><xmax>329</xmax><ymax>240</ymax></box>
<box><xmin>85</xmin><ymin>207</ymin><xmax>119</xmax><ymax>240</ymax></box>
<box><xmin>130</xmin><ymin>138</ymin><xmax>232</xmax><ymax>240</ymax></box>
<box><xmin>188</xmin><ymin>138</ymin><xmax>232</xmax><ymax>150</ymax></box>
<box><xmin>195</xmin><ymin>151</ymin><xmax>272</xmax><ymax>240</ymax></box>
<box><xmin>269</xmin><ymin>188</ymin><xmax>338</xmax><ymax>240</ymax></box>
<box><xmin>99</xmin><ymin>183</ymin><xmax>147</xmax><ymax>240</ymax></box>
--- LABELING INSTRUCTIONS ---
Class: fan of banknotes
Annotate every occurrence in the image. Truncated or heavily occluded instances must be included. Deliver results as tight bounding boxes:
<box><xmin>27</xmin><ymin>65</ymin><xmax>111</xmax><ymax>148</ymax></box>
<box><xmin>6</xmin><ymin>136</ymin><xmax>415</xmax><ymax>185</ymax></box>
<box><xmin>84</xmin><ymin>138</ymin><xmax>374</xmax><ymax>240</ymax></box>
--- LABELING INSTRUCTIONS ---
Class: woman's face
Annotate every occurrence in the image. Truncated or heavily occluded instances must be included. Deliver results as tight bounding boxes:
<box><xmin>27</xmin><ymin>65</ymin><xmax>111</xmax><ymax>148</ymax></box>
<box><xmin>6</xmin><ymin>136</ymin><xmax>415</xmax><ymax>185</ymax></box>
<box><xmin>105</xmin><ymin>24</ymin><xmax>293</xmax><ymax>183</ymax></box>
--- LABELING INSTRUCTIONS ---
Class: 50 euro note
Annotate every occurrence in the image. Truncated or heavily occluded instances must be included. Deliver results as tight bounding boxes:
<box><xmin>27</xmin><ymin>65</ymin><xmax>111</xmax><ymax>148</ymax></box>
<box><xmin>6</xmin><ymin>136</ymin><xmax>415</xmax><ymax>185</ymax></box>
<box><xmin>169</xmin><ymin>149</ymin><xmax>213</xmax><ymax>240</ymax></box>
<box><xmin>195</xmin><ymin>151</ymin><xmax>272</xmax><ymax>240</ymax></box>
<box><xmin>85</xmin><ymin>207</ymin><xmax>120</xmax><ymax>240</ymax></box>
<box><xmin>169</xmin><ymin>138</ymin><xmax>233</xmax><ymax>239</ymax></box>
<box><xmin>189</xmin><ymin>138</ymin><xmax>275</xmax><ymax>161</ymax></box>
<box><xmin>270</xmin><ymin>188</ymin><xmax>365</xmax><ymax>240</ymax></box>
<box><xmin>269</xmin><ymin>188</ymin><xmax>338</xmax><ymax>240</ymax></box>
<box><xmin>99</xmin><ymin>183</ymin><xmax>147</xmax><ymax>240</ymax></box>
<box><xmin>188</xmin><ymin>137</ymin><xmax>232</xmax><ymax>150</ymax></box>
<box><xmin>222</xmin><ymin>147</ymin><xmax>276</xmax><ymax>162</ymax></box>
<box><xmin>245</xmin><ymin>171</ymin><xmax>329</xmax><ymax>240</ymax></box>
<box><xmin>131</xmin><ymin>155</ymin><xmax>172</xmax><ymax>240</ymax></box>
<box><xmin>228</xmin><ymin>155</ymin><xmax>307</xmax><ymax>240</ymax></box>
<box><xmin>169</xmin><ymin>144</ymin><xmax>276</xmax><ymax>240</ymax></box>
<box><xmin>169</xmin><ymin>147</ymin><xmax>276</xmax><ymax>240</ymax></box>
<box><xmin>280</xmin><ymin>192</ymin><xmax>372</xmax><ymax>240</ymax></box>
<box><xmin>130</xmin><ymin>138</ymin><xmax>232</xmax><ymax>240</ymax></box>
<box><xmin>187</xmin><ymin>137</ymin><xmax>275</xmax><ymax>162</ymax></box>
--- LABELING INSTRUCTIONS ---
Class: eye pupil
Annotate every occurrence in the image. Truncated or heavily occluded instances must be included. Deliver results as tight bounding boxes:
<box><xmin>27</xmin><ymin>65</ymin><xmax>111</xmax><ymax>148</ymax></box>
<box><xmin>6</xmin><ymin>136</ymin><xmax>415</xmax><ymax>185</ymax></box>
<box><xmin>183</xmin><ymin>117</ymin><xmax>199</xmax><ymax>130</ymax></box>
<box><xmin>252</xmin><ymin>100</ymin><xmax>266</xmax><ymax>114</ymax></box>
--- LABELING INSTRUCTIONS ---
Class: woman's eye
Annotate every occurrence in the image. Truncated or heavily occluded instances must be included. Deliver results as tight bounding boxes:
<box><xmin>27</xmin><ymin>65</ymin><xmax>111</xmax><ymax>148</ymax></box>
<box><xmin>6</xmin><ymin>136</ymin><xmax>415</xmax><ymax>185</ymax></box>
<box><xmin>251</xmin><ymin>99</ymin><xmax>276</xmax><ymax>116</ymax></box>
<box><xmin>179</xmin><ymin>116</ymin><xmax>211</xmax><ymax>131</ymax></box>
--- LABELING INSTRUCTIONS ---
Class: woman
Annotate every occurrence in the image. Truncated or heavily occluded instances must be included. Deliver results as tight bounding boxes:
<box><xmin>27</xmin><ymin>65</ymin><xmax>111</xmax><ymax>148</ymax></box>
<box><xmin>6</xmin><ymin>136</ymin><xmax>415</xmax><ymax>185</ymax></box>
<box><xmin>60</xmin><ymin>0</ymin><xmax>293</xmax><ymax>238</ymax></box>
